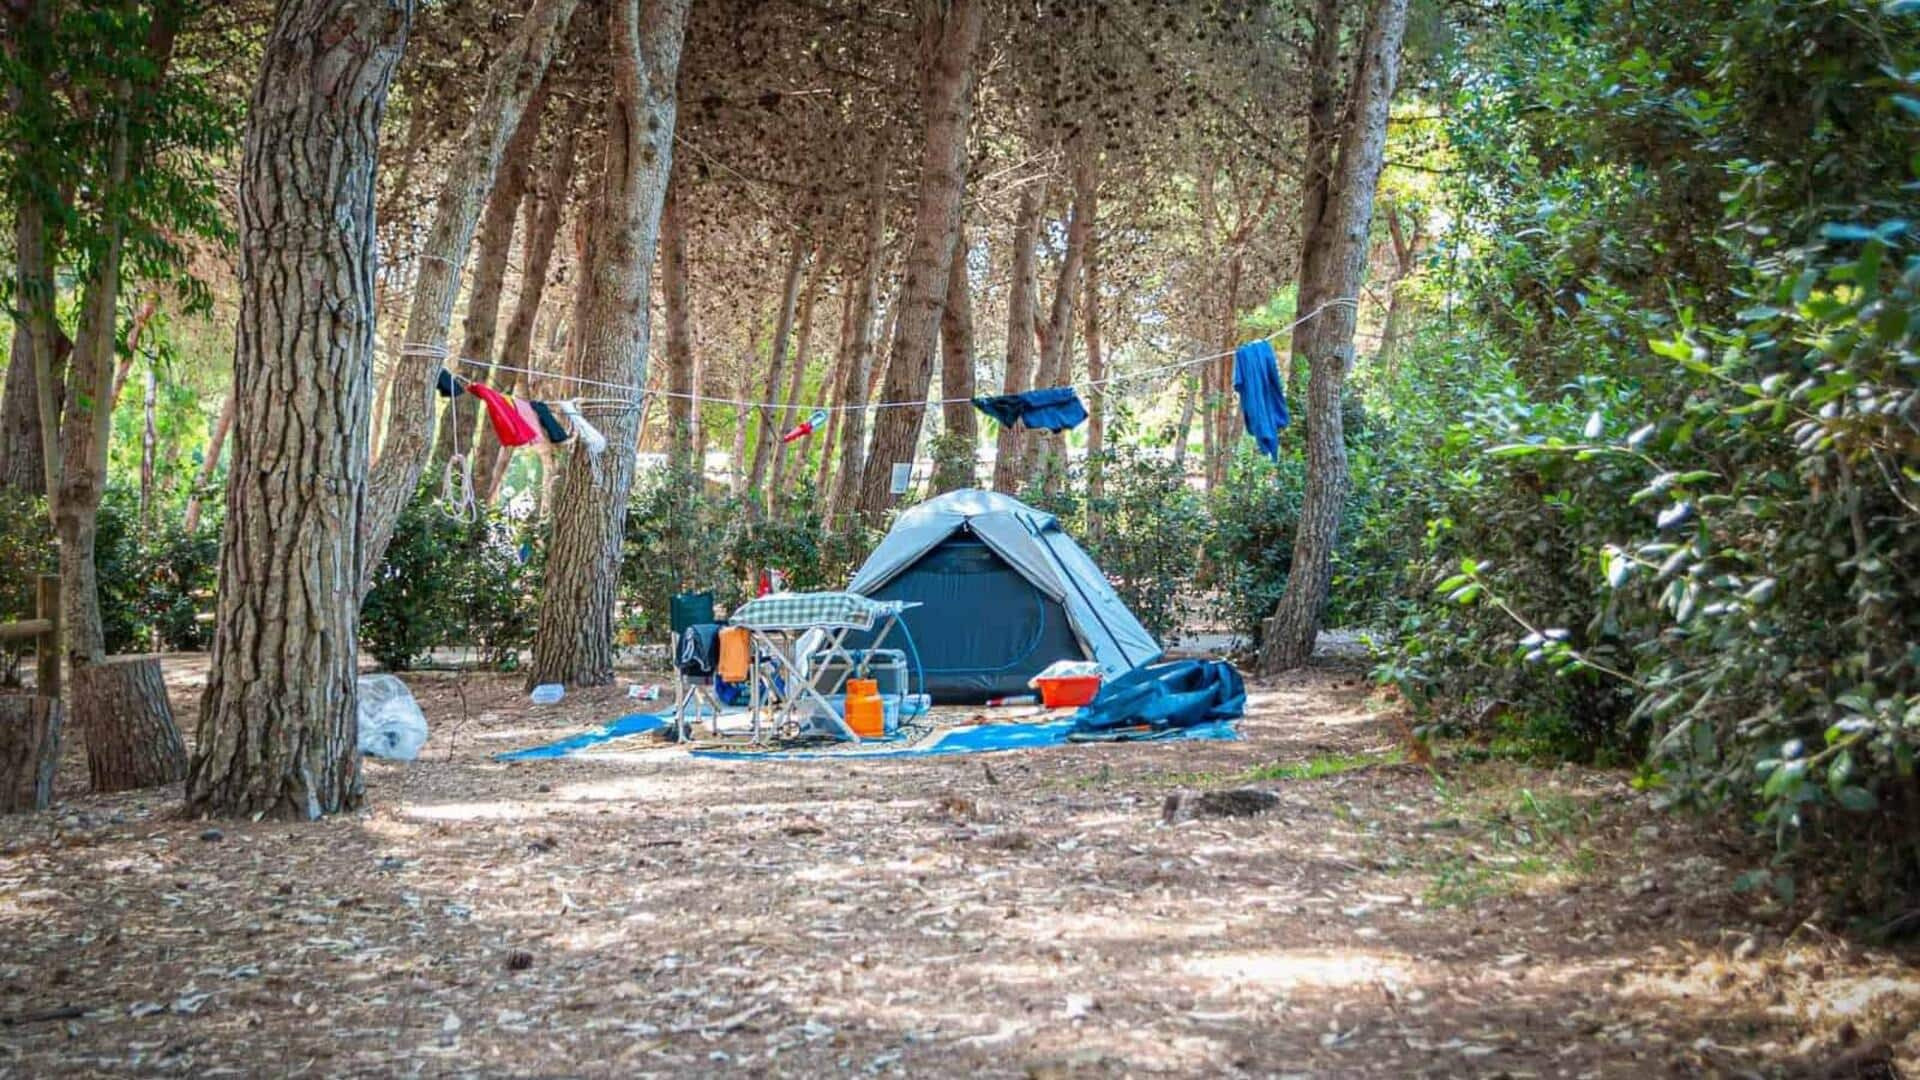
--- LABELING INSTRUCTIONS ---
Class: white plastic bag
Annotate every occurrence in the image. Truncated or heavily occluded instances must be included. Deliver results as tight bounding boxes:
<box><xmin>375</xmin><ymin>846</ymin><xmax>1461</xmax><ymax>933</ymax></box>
<box><xmin>1027</xmin><ymin>659</ymin><xmax>1102</xmax><ymax>688</ymax></box>
<box><xmin>358</xmin><ymin>674</ymin><xmax>428</xmax><ymax>761</ymax></box>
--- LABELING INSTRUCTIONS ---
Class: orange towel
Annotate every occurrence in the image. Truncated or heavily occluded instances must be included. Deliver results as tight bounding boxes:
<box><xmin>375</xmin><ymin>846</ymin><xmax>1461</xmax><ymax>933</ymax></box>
<box><xmin>716</xmin><ymin>626</ymin><xmax>751</xmax><ymax>683</ymax></box>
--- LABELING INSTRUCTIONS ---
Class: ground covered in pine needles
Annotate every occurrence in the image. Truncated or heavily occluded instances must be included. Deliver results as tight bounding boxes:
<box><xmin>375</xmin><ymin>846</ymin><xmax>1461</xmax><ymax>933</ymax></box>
<box><xmin>2</xmin><ymin>655</ymin><xmax>1917</xmax><ymax>1077</ymax></box>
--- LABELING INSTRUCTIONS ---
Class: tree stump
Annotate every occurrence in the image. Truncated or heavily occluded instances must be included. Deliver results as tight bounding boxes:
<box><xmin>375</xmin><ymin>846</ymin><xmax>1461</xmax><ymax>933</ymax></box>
<box><xmin>0</xmin><ymin>694</ymin><xmax>62</xmax><ymax>812</ymax></box>
<box><xmin>74</xmin><ymin>656</ymin><xmax>186</xmax><ymax>793</ymax></box>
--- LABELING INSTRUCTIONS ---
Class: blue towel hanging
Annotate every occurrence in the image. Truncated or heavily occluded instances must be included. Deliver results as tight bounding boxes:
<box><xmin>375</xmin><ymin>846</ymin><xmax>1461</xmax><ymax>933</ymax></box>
<box><xmin>1232</xmin><ymin>339</ymin><xmax>1290</xmax><ymax>459</ymax></box>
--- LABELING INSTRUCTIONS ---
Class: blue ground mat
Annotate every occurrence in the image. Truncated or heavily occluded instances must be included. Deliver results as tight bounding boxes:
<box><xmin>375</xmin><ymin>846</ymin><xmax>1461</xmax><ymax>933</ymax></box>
<box><xmin>496</xmin><ymin>710</ymin><xmax>1239</xmax><ymax>764</ymax></box>
<box><xmin>493</xmin><ymin>712</ymin><xmax>671</xmax><ymax>762</ymax></box>
<box><xmin>689</xmin><ymin>718</ymin><xmax>1238</xmax><ymax>761</ymax></box>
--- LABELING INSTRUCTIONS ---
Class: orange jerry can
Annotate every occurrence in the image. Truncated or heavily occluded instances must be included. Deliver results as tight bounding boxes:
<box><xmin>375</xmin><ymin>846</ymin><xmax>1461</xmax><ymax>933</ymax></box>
<box><xmin>844</xmin><ymin>678</ymin><xmax>885</xmax><ymax>738</ymax></box>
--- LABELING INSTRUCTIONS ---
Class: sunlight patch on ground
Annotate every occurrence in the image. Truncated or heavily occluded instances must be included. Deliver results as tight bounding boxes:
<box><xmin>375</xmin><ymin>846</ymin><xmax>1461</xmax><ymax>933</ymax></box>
<box><xmin>1183</xmin><ymin>949</ymin><xmax>1409</xmax><ymax>991</ymax></box>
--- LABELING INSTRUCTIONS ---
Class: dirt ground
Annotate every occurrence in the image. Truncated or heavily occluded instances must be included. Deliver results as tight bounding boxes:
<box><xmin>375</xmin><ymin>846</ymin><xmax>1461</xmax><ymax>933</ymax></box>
<box><xmin>2</xmin><ymin>655</ymin><xmax>1917</xmax><ymax>1078</ymax></box>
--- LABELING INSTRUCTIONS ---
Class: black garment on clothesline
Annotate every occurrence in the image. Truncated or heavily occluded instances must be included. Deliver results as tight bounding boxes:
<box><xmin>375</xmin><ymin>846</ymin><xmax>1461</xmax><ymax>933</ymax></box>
<box><xmin>971</xmin><ymin>386</ymin><xmax>1088</xmax><ymax>432</ymax></box>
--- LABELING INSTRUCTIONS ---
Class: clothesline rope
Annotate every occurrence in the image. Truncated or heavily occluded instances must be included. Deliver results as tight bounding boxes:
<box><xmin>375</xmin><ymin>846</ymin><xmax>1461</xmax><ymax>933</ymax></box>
<box><xmin>386</xmin><ymin>296</ymin><xmax>1360</xmax><ymax>415</ymax></box>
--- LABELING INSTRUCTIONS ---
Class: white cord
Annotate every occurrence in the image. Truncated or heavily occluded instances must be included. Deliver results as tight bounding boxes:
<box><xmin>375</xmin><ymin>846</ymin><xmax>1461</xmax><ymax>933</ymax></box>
<box><xmin>385</xmin><ymin>297</ymin><xmax>1359</xmax><ymax>416</ymax></box>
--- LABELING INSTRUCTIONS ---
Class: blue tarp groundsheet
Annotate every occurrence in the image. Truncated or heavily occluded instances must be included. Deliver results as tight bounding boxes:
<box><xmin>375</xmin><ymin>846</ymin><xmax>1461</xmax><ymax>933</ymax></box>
<box><xmin>1070</xmin><ymin>660</ymin><xmax>1246</xmax><ymax>739</ymax></box>
<box><xmin>494</xmin><ymin>659</ymin><xmax>1247</xmax><ymax>762</ymax></box>
<box><xmin>493</xmin><ymin>712</ymin><xmax>670</xmax><ymax>761</ymax></box>
<box><xmin>690</xmin><ymin>717</ymin><xmax>1238</xmax><ymax>761</ymax></box>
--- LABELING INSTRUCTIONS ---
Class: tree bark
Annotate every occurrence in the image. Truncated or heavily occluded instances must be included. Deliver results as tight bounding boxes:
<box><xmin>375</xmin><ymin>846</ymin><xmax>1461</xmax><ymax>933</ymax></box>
<box><xmin>1261</xmin><ymin>0</ymin><xmax>1409</xmax><ymax>673</ymax></box>
<box><xmin>1</xmin><ymin>323</ymin><xmax>68</xmax><ymax>498</ymax></box>
<box><xmin>475</xmin><ymin>100</ymin><xmax>584</xmax><ymax>503</ymax></box>
<box><xmin>77</xmin><ymin>656</ymin><xmax>186</xmax><ymax>793</ymax></box>
<box><xmin>1083</xmin><ymin>189</ymin><xmax>1106</xmax><ymax>535</ymax></box>
<box><xmin>431</xmin><ymin>82</ymin><xmax>549</xmax><ymax>469</ymax></box>
<box><xmin>659</xmin><ymin>172</ymin><xmax>698</xmax><ymax>478</ymax></box>
<box><xmin>814</xmin><ymin>276</ymin><xmax>855</xmax><ymax>501</ymax></box>
<box><xmin>853</xmin><ymin>0</ymin><xmax>983</xmax><ymax>520</ymax></box>
<box><xmin>990</xmin><ymin>179</ymin><xmax>1046</xmax><ymax>492</ymax></box>
<box><xmin>729</xmin><ymin>307</ymin><xmax>765</xmax><ymax>495</ymax></box>
<box><xmin>744</xmin><ymin>235</ymin><xmax>808</xmax><ymax>510</ymax></box>
<box><xmin>183</xmin><ymin>391</ymin><xmax>234</xmax><ymax>535</ymax></box>
<box><xmin>526</xmin><ymin>0</ymin><xmax>689</xmax><ymax>688</ymax></box>
<box><xmin>1286</xmin><ymin>0</ymin><xmax>1346</xmax><ymax>412</ymax></box>
<box><xmin>1</xmin><ymin>0</ymin><xmax>62</xmax><ymax>501</ymax></box>
<box><xmin>769</xmin><ymin>237</ymin><xmax>830</xmax><ymax>499</ymax></box>
<box><xmin>55</xmin><ymin>11</ymin><xmax>168</xmax><ymax>672</ymax></box>
<box><xmin>360</xmin><ymin>0</ymin><xmax>578</xmax><ymax>595</ymax></box>
<box><xmin>1028</xmin><ymin>150</ymin><xmax>1096</xmax><ymax>490</ymax></box>
<box><xmin>1376</xmin><ymin>199</ymin><xmax>1421</xmax><ymax>376</ymax></box>
<box><xmin>933</xmin><ymin>222</ymin><xmax>977</xmax><ymax>492</ymax></box>
<box><xmin>825</xmin><ymin>154</ymin><xmax>890</xmax><ymax>524</ymax></box>
<box><xmin>188</xmin><ymin>0</ymin><xmax>412</xmax><ymax>820</ymax></box>
<box><xmin>0</xmin><ymin>694</ymin><xmax>60</xmax><ymax>813</ymax></box>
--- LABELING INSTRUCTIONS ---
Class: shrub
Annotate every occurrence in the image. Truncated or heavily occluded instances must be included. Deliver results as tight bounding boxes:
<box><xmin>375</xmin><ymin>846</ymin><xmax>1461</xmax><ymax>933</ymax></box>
<box><xmin>360</xmin><ymin>490</ymin><xmax>541</xmax><ymax>670</ymax></box>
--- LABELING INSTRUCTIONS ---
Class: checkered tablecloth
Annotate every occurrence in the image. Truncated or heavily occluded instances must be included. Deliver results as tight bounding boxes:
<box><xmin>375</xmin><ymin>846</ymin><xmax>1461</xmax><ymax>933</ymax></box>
<box><xmin>728</xmin><ymin>592</ymin><xmax>912</xmax><ymax>631</ymax></box>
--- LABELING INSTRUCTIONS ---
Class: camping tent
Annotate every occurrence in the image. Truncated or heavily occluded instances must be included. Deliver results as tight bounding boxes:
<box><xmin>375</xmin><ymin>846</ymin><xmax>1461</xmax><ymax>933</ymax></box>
<box><xmin>844</xmin><ymin>489</ymin><xmax>1161</xmax><ymax>703</ymax></box>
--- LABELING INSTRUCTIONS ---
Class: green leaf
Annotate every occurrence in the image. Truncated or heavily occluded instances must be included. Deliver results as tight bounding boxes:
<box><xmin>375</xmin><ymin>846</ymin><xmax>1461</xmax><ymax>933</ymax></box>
<box><xmin>1834</xmin><ymin>786</ymin><xmax>1877</xmax><ymax>812</ymax></box>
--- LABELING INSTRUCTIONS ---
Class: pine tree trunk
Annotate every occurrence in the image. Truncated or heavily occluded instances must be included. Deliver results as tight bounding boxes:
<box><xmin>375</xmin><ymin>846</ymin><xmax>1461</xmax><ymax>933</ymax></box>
<box><xmin>1029</xmin><ymin>150</ymin><xmax>1095</xmax><ymax>491</ymax></box>
<box><xmin>0</xmin><ymin>323</ymin><xmax>68</xmax><ymax>497</ymax></box>
<box><xmin>475</xmin><ymin>104</ymin><xmax>584</xmax><ymax>503</ymax></box>
<box><xmin>744</xmin><ymin>236</ymin><xmax>808</xmax><ymax>510</ymax></box>
<box><xmin>660</xmin><ymin>175</ymin><xmax>698</xmax><ymax>478</ymax></box>
<box><xmin>183</xmin><ymin>391</ymin><xmax>234</xmax><ymax>534</ymax></box>
<box><xmin>814</xmin><ymin>279</ymin><xmax>856</xmax><ymax>501</ymax></box>
<box><xmin>360</xmin><ymin>0</ymin><xmax>578</xmax><ymax>596</ymax></box>
<box><xmin>991</xmin><ymin>179</ymin><xmax>1046</xmax><ymax>492</ymax></box>
<box><xmin>432</xmin><ymin>83</ymin><xmax>548</xmax><ymax>469</ymax></box>
<box><xmin>1083</xmin><ymin>193</ymin><xmax>1106</xmax><ymax>537</ymax></box>
<box><xmin>769</xmin><ymin>239</ymin><xmax>829</xmax><ymax>500</ymax></box>
<box><xmin>77</xmin><ymin>656</ymin><xmax>186</xmax><ymax>793</ymax></box>
<box><xmin>0</xmin><ymin>694</ymin><xmax>61</xmax><ymax>813</ymax></box>
<box><xmin>853</xmin><ymin>0</ymin><xmax>983</xmax><ymax>519</ymax></box>
<box><xmin>1</xmin><ymin>2</ymin><xmax>61</xmax><ymax>501</ymax></box>
<box><xmin>933</xmin><ymin>222</ymin><xmax>977</xmax><ymax>492</ymax></box>
<box><xmin>729</xmin><ymin>309</ymin><xmax>764</xmax><ymax>495</ymax></box>
<box><xmin>1261</xmin><ymin>0</ymin><xmax>1409</xmax><ymax>673</ymax></box>
<box><xmin>825</xmin><ymin>155</ymin><xmax>890</xmax><ymax>524</ymax></box>
<box><xmin>527</xmin><ymin>0</ymin><xmax>689</xmax><ymax>688</ymax></box>
<box><xmin>187</xmin><ymin>0</ymin><xmax>412</xmax><ymax>820</ymax></box>
<box><xmin>1207</xmin><ymin>255</ymin><xmax>1243</xmax><ymax>490</ymax></box>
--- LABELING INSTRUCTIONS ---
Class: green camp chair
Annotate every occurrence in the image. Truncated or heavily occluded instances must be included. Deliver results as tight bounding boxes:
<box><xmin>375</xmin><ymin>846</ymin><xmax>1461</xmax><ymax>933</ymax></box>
<box><xmin>670</xmin><ymin>591</ymin><xmax>719</xmax><ymax>741</ymax></box>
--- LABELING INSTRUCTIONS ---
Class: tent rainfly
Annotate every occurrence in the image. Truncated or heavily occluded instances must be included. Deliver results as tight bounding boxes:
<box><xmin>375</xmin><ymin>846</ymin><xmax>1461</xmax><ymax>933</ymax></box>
<box><xmin>844</xmin><ymin>489</ymin><xmax>1161</xmax><ymax>703</ymax></box>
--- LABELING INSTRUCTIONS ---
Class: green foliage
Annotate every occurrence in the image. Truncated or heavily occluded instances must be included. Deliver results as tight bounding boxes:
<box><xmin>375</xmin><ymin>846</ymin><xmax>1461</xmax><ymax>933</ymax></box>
<box><xmin>620</xmin><ymin>469</ymin><xmax>872</xmax><ymax>638</ymax></box>
<box><xmin>0</xmin><ymin>498</ymin><xmax>57</xmax><ymax>685</ymax></box>
<box><xmin>360</xmin><ymin>491</ymin><xmax>543</xmax><ymax>671</ymax></box>
<box><xmin>1374</xmin><ymin>0</ymin><xmax>1920</xmax><ymax>905</ymax></box>
<box><xmin>1204</xmin><ymin>447</ymin><xmax>1304</xmax><ymax>645</ymax></box>
<box><xmin>90</xmin><ymin>487</ymin><xmax>220</xmax><ymax>654</ymax></box>
<box><xmin>1024</xmin><ymin>444</ymin><xmax>1209</xmax><ymax>643</ymax></box>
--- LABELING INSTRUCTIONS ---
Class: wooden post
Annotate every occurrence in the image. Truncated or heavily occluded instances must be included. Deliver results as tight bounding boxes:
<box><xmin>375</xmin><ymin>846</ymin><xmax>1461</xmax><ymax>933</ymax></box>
<box><xmin>36</xmin><ymin>574</ymin><xmax>59</xmax><ymax>699</ymax></box>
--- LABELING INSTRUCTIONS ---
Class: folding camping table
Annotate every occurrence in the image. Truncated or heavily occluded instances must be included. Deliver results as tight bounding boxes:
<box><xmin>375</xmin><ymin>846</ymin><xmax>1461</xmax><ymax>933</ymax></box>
<box><xmin>727</xmin><ymin>592</ymin><xmax>920</xmax><ymax>743</ymax></box>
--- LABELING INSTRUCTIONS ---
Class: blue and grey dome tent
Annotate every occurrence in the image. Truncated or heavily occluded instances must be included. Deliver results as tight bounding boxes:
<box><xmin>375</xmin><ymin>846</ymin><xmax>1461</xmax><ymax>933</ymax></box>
<box><xmin>844</xmin><ymin>489</ymin><xmax>1161</xmax><ymax>703</ymax></box>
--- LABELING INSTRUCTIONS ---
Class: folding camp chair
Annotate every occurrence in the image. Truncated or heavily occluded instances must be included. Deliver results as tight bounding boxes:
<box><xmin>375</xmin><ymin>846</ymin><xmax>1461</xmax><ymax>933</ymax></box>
<box><xmin>669</xmin><ymin>591</ymin><xmax>721</xmax><ymax>741</ymax></box>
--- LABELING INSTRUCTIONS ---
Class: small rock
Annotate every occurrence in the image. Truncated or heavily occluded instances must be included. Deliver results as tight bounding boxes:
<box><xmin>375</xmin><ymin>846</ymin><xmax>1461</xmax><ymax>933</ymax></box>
<box><xmin>1162</xmin><ymin>788</ymin><xmax>1280</xmax><ymax>823</ymax></box>
<box><xmin>198</xmin><ymin>828</ymin><xmax>224</xmax><ymax>843</ymax></box>
<box><xmin>535</xmin><ymin>783</ymin><xmax>551</xmax><ymax>794</ymax></box>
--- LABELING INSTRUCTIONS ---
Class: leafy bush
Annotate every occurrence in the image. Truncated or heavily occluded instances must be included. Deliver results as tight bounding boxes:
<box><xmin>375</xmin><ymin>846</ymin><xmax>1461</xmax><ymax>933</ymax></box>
<box><xmin>1028</xmin><ymin>444</ymin><xmax>1209</xmax><ymax>643</ymax></box>
<box><xmin>0</xmin><ymin>496</ymin><xmax>56</xmax><ymax>685</ymax></box>
<box><xmin>86</xmin><ymin>487</ymin><xmax>222</xmax><ymax>654</ymax></box>
<box><xmin>360</xmin><ymin>490</ymin><xmax>542</xmax><ymax>670</ymax></box>
<box><xmin>1204</xmin><ymin>447</ymin><xmax>1304</xmax><ymax>646</ymax></box>
<box><xmin>1375</xmin><ymin>0</ymin><xmax>1920</xmax><ymax>906</ymax></box>
<box><xmin>620</xmin><ymin>467</ymin><xmax>872</xmax><ymax>638</ymax></box>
